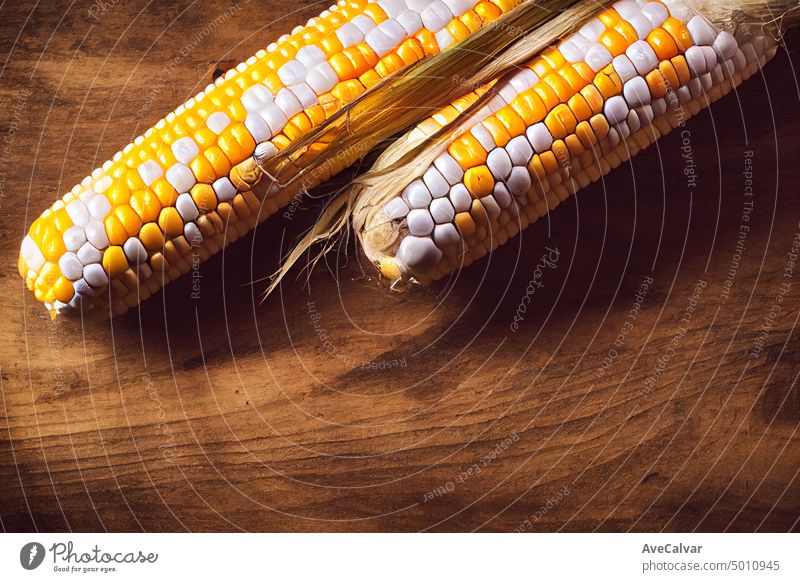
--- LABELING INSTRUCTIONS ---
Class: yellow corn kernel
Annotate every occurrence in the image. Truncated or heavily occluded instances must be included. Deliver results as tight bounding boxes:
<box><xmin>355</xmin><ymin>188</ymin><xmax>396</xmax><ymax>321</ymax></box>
<box><xmin>106</xmin><ymin>181</ymin><xmax>131</xmax><ymax>205</ymax></box>
<box><xmin>218</xmin><ymin>124</ymin><xmax>254</xmax><ymax>166</ymax></box>
<box><xmin>658</xmin><ymin>60</ymin><xmax>681</xmax><ymax>90</ymax></box>
<box><xmin>474</xmin><ymin>1</ymin><xmax>501</xmax><ymax>23</ymax></box>
<box><xmin>115</xmin><ymin>204</ymin><xmax>142</xmax><ymax>237</ymax></box>
<box><xmin>589</xmin><ymin>114</ymin><xmax>610</xmax><ymax>141</ymax></box>
<box><xmin>152</xmin><ymin>177</ymin><xmax>179</xmax><ymax>207</ymax></box>
<box><xmin>283</xmin><ymin>113</ymin><xmax>313</xmax><ymax>142</ymax></box>
<box><xmin>483</xmin><ymin>116</ymin><xmax>512</xmax><ymax>147</ymax></box>
<box><xmin>205</xmin><ymin>146</ymin><xmax>232</xmax><ymax>177</ymax></box>
<box><xmin>663</xmin><ymin>17</ymin><xmax>694</xmax><ymax>52</ymax></box>
<box><xmin>332</xmin><ymin>79</ymin><xmax>365</xmax><ymax>102</ymax></box>
<box><xmin>543</xmin><ymin>72</ymin><xmax>573</xmax><ymax>101</ymax></box>
<box><xmin>104</xmin><ymin>214</ymin><xmax>128</xmax><ymax>246</ymax></box>
<box><xmin>416</xmin><ymin>29</ymin><xmax>439</xmax><ymax>56</ymax></box>
<box><xmin>671</xmin><ymin>55</ymin><xmax>691</xmax><ymax>85</ymax></box>
<box><xmin>53</xmin><ymin>277</ymin><xmax>74</xmax><ymax>303</ymax></box>
<box><xmin>464</xmin><ymin>165</ymin><xmax>494</xmax><ymax>198</ymax></box>
<box><xmin>194</xmin><ymin>126</ymin><xmax>217</xmax><ymax>149</ymax></box>
<box><xmin>614</xmin><ymin>19</ymin><xmax>638</xmax><ymax>44</ymax></box>
<box><xmin>599</xmin><ymin>28</ymin><xmax>627</xmax><ymax>56</ymax></box>
<box><xmin>130</xmin><ymin>188</ymin><xmax>162</xmax><ymax>223</ymax></box>
<box><xmin>568</xmin><ymin>93</ymin><xmax>593</xmax><ymax>121</ymax></box>
<box><xmin>597</xmin><ymin>8</ymin><xmax>621</xmax><ymax>27</ymax></box>
<box><xmin>545</xmin><ymin>104</ymin><xmax>578</xmax><ymax>140</ymax></box>
<box><xmin>455</xmin><ymin>212</ymin><xmax>477</xmax><ymax>237</ymax></box>
<box><xmin>446</xmin><ymin>19</ymin><xmax>471</xmax><ymax>43</ymax></box>
<box><xmin>189</xmin><ymin>154</ymin><xmax>217</xmax><ymax>183</ymax></box>
<box><xmin>575</xmin><ymin>121</ymin><xmax>598</xmax><ymax>149</ymax></box>
<box><xmin>363</xmin><ymin>3</ymin><xmax>387</xmax><ymax>24</ymax></box>
<box><xmin>140</xmin><ymin>222</ymin><xmax>165</xmax><ymax>252</ymax></box>
<box><xmin>103</xmin><ymin>246</ymin><xmax>129</xmax><ymax>279</ymax></box>
<box><xmin>51</xmin><ymin>209</ymin><xmax>71</xmax><ymax>233</ymax></box>
<box><xmin>646</xmin><ymin>69</ymin><xmax>668</xmax><ymax>99</ymax></box>
<box><xmin>449</xmin><ymin>133</ymin><xmax>488</xmax><ymax>169</ymax></box>
<box><xmin>647</xmin><ymin>27</ymin><xmax>679</xmax><ymax>61</ymax></box>
<box><xmin>397</xmin><ymin>38</ymin><xmax>425</xmax><ymax>64</ymax></box>
<box><xmin>158</xmin><ymin>207</ymin><xmax>184</xmax><ymax>239</ymax></box>
<box><xmin>496</xmin><ymin>106</ymin><xmax>527</xmax><ymax>137</ymax></box>
<box><xmin>580</xmin><ymin>83</ymin><xmax>605</xmax><ymax>115</ymax></box>
<box><xmin>564</xmin><ymin>134</ymin><xmax>584</xmax><ymax>156</ymax></box>
<box><xmin>513</xmin><ymin>90</ymin><xmax>548</xmax><ymax>125</ymax></box>
<box><xmin>534</xmin><ymin>82</ymin><xmax>560</xmax><ymax>110</ymax></box>
<box><xmin>123</xmin><ymin>169</ymin><xmax>146</xmax><ymax>192</ymax></box>
<box><xmin>359</xmin><ymin>69</ymin><xmax>382</xmax><ymax>89</ymax></box>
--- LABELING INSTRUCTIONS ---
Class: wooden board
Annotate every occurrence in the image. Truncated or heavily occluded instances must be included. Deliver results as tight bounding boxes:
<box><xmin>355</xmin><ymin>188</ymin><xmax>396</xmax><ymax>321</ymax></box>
<box><xmin>0</xmin><ymin>1</ymin><xmax>798</xmax><ymax>532</ymax></box>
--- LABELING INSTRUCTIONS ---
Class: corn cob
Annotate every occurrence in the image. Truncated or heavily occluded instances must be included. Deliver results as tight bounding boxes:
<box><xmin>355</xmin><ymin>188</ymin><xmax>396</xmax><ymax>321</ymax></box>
<box><xmin>18</xmin><ymin>0</ymin><xmax>523</xmax><ymax>318</ymax></box>
<box><xmin>354</xmin><ymin>0</ymin><xmax>783</xmax><ymax>285</ymax></box>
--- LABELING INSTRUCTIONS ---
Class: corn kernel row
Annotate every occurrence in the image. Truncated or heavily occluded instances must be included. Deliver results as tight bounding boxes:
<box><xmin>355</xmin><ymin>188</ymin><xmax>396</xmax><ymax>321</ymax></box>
<box><xmin>367</xmin><ymin>0</ymin><xmax>778</xmax><ymax>283</ymax></box>
<box><xmin>19</xmin><ymin>0</ymin><xmax>521</xmax><ymax>318</ymax></box>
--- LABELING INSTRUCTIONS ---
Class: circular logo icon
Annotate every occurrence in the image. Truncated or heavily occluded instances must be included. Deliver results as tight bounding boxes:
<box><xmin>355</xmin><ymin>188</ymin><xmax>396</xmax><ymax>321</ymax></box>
<box><xmin>20</xmin><ymin>542</ymin><xmax>46</xmax><ymax>570</ymax></box>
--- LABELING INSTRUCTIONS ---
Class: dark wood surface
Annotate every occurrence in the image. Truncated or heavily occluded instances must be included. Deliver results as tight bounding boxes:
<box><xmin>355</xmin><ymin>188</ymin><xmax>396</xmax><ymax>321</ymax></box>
<box><xmin>1</xmin><ymin>0</ymin><xmax>799</xmax><ymax>532</ymax></box>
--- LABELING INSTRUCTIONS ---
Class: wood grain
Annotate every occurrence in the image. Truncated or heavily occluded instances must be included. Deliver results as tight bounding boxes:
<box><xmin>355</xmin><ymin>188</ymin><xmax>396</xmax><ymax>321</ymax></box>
<box><xmin>1</xmin><ymin>0</ymin><xmax>799</xmax><ymax>532</ymax></box>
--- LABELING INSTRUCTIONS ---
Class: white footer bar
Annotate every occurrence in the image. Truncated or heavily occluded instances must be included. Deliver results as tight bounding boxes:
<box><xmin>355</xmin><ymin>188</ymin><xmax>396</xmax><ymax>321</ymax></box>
<box><xmin>1</xmin><ymin>533</ymin><xmax>796</xmax><ymax>580</ymax></box>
